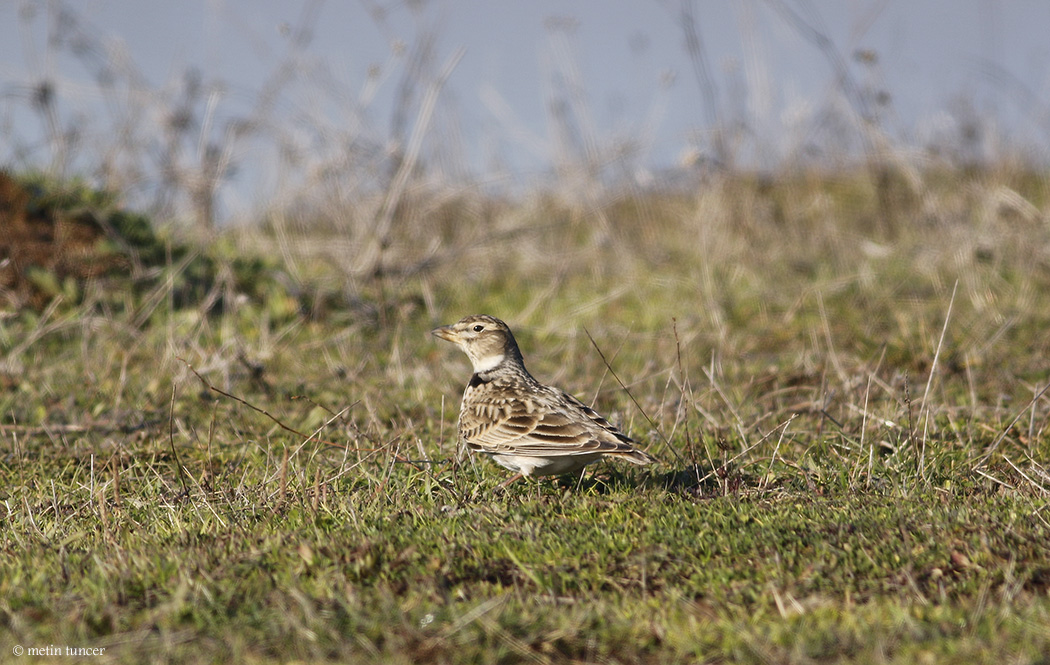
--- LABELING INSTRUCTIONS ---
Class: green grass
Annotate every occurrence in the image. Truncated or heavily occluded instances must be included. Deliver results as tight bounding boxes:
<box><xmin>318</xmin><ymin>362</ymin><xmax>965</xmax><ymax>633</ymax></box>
<box><xmin>2</xmin><ymin>167</ymin><xmax>1050</xmax><ymax>663</ymax></box>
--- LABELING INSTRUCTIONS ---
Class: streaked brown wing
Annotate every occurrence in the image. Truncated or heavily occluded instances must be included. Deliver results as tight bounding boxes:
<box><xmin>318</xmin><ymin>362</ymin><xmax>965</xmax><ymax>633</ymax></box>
<box><xmin>558</xmin><ymin>391</ymin><xmax>637</xmax><ymax>444</ymax></box>
<box><xmin>461</xmin><ymin>387</ymin><xmax>631</xmax><ymax>457</ymax></box>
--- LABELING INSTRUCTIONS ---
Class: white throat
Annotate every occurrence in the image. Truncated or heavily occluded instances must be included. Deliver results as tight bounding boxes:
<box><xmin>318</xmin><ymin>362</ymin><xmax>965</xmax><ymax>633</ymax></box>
<box><xmin>471</xmin><ymin>353</ymin><xmax>504</xmax><ymax>373</ymax></box>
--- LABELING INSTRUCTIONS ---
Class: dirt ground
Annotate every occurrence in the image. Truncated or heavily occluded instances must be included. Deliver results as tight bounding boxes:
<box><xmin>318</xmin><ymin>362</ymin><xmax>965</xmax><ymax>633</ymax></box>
<box><xmin>0</xmin><ymin>172</ymin><xmax>126</xmax><ymax>310</ymax></box>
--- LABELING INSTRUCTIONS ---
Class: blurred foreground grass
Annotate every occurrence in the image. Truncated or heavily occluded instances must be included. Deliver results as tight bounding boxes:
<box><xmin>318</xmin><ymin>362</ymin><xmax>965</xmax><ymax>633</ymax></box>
<box><xmin>2</xmin><ymin>166</ymin><xmax>1049</xmax><ymax>663</ymax></box>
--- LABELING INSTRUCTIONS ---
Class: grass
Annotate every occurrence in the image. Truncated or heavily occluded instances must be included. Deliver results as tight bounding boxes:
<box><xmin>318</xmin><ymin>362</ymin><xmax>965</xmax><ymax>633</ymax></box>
<box><xmin>2</xmin><ymin>166</ymin><xmax>1050</xmax><ymax>663</ymax></box>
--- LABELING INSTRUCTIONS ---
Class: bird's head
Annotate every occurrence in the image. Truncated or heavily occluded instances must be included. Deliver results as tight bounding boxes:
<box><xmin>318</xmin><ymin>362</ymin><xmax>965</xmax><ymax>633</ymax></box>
<box><xmin>431</xmin><ymin>314</ymin><xmax>522</xmax><ymax>373</ymax></box>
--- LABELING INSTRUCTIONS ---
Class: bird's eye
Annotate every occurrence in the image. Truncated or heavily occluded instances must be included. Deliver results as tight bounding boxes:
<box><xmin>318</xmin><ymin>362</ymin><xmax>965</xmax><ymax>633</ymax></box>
<box><xmin>472</xmin><ymin>324</ymin><xmax>484</xmax><ymax>332</ymax></box>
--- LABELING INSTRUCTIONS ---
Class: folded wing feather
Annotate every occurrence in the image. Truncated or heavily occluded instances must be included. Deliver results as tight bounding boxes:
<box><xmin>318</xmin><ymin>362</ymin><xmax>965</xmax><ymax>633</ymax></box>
<box><xmin>462</xmin><ymin>387</ymin><xmax>638</xmax><ymax>456</ymax></box>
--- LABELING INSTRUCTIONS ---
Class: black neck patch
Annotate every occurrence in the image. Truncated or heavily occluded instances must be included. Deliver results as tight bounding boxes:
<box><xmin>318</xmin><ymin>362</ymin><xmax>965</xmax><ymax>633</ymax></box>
<box><xmin>468</xmin><ymin>373</ymin><xmax>489</xmax><ymax>388</ymax></box>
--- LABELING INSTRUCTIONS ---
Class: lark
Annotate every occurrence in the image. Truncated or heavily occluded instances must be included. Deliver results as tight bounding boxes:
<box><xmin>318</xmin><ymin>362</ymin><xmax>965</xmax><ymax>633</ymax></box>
<box><xmin>432</xmin><ymin>314</ymin><xmax>656</xmax><ymax>483</ymax></box>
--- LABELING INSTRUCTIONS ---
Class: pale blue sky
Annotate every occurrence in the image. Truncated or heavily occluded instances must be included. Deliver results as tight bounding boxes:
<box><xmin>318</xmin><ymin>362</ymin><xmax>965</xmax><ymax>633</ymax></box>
<box><xmin>2</xmin><ymin>1</ymin><xmax>1049</xmax><ymax>220</ymax></box>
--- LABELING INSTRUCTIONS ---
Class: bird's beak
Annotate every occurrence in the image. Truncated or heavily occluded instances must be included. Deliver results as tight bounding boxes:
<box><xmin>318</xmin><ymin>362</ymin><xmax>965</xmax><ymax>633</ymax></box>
<box><xmin>431</xmin><ymin>325</ymin><xmax>457</xmax><ymax>342</ymax></box>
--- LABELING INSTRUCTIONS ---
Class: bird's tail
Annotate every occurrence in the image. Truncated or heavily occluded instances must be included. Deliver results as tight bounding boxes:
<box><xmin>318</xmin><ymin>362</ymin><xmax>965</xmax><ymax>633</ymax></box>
<box><xmin>614</xmin><ymin>449</ymin><xmax>658</xmax><ymax>466</ymax></box>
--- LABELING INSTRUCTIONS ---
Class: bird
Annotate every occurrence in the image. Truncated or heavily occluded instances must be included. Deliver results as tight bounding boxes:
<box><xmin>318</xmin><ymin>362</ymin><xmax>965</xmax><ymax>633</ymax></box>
<box><xmin>431</xmin><ymin>314</ymin><xmax>656</xmax><ymax>483</ymax></box>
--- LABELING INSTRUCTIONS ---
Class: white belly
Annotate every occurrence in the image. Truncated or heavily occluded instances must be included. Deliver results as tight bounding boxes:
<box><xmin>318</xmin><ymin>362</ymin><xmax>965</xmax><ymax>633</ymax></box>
<box><xmin>488</xmin><ymin>452</ymin><xmax>605</xmax><ymax>477</ymax></box>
